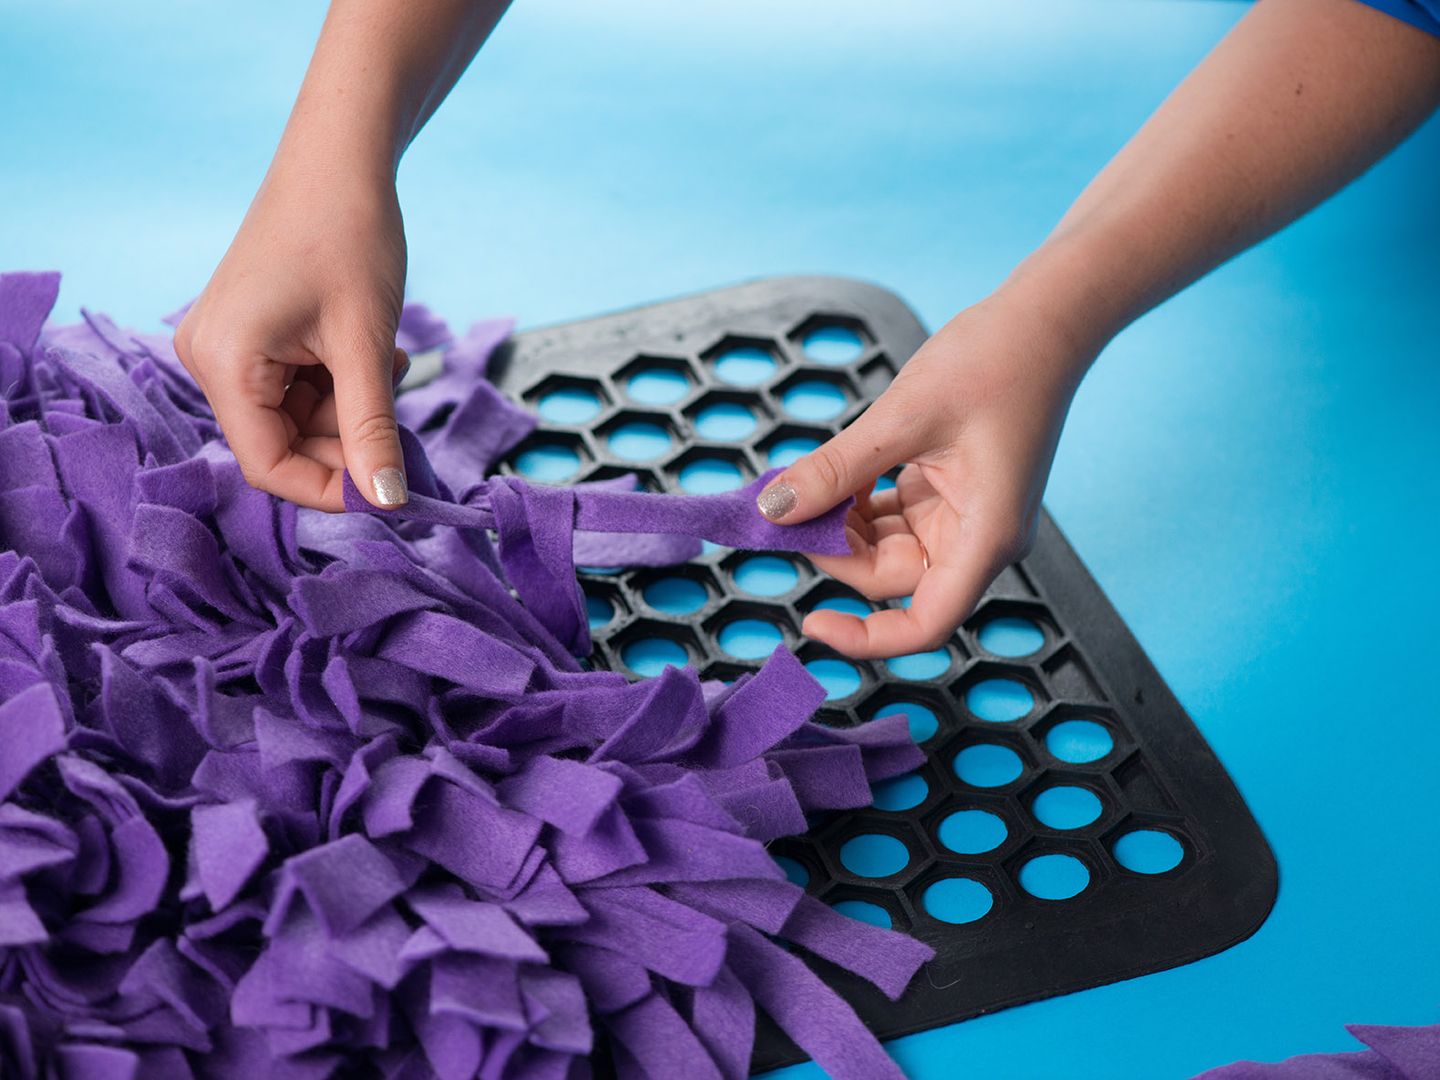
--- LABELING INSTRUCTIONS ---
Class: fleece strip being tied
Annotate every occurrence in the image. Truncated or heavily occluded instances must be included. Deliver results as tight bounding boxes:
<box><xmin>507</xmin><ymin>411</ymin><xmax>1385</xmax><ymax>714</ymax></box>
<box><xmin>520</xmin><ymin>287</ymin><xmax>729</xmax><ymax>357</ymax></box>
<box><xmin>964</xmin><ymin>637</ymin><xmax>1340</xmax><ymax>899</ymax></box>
<box><xmin>0</xmin><ymin>271</ymin><xmax>932</xmax><ymax>1080</ymax></box>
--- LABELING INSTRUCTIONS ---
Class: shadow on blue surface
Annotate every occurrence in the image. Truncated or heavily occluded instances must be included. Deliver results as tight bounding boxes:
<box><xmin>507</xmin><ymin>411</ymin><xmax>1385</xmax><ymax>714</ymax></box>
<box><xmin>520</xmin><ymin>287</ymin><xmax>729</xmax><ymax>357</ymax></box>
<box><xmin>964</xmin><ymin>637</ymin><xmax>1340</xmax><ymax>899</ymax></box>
<box><xmin>4</xmin><ymin>2</ymin><xmax>1438</xmax><ymax>1077</ymax></box>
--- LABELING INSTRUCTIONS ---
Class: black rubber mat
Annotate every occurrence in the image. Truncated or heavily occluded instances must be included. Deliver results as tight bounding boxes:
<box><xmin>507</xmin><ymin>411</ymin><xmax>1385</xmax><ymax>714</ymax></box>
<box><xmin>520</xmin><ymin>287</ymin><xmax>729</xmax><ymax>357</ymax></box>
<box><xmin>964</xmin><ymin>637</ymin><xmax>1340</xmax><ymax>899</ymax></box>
<box><xmin>487</xmin><ymin>277</ymin><xmax>1277</xmax><ymax>1074</ymax></box>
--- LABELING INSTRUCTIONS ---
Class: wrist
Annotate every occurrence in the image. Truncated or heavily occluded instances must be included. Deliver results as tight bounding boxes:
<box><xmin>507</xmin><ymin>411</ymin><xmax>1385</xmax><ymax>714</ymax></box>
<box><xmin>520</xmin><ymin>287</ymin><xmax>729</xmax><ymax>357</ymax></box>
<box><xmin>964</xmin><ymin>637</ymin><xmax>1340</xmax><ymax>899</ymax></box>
<box><xmin>984</xmin><ymin>249</ymin><xmax>1118</xmax><ymax>386</ymax></box>
<box><xmin>256</xmin><ymin>114</ymin><xmax>400</xmax><ymax>225</ymax></box>
<box><xmin>273</xmin><ymin>13</ymin><xmax>418</xmax><ymax>190</ymax></box>
<box><xmin>999</xmin><ymin>208</ymin><xmax>1175</xmax><ymax>364</ymax></box>
<box><xmin>271</xmin><ymin>100</ymin><xmax>403</xmax><ymax>191</ymax></box>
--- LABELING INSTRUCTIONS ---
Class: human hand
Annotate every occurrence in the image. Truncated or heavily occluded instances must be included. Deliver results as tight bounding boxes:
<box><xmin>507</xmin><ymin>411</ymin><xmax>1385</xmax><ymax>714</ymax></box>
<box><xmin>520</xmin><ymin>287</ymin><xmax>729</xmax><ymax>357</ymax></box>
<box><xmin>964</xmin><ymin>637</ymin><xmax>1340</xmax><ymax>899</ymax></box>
<box><xmin>756</xmin><ymin>292</ymin><xmax>1095</xmax><ymax>659</ymax></box>
<box><xmin>174</xmin><ymin>163</ymin><xmax>409</xmax><ymax>511</ymax></box>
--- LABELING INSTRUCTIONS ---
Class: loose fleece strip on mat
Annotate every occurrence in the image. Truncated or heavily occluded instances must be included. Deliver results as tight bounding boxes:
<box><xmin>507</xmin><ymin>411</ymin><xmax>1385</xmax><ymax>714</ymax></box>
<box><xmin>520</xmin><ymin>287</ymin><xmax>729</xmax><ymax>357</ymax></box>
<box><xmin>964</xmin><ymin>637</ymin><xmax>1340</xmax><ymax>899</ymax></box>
<box><xmin>0</xmin><ymin>271</ymin><xmax>933</xmax><ymax>1080</ymax></box>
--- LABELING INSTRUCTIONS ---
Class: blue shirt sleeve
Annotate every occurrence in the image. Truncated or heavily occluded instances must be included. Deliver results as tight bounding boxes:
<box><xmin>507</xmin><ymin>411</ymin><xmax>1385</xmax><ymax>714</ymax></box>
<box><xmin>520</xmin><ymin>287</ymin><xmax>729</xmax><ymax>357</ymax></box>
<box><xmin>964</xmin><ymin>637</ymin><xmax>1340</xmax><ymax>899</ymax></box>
<box><xmin>1354</xmin><ymin>0</ymin><xmax>1440</xmax><ymax>37</ymax></box>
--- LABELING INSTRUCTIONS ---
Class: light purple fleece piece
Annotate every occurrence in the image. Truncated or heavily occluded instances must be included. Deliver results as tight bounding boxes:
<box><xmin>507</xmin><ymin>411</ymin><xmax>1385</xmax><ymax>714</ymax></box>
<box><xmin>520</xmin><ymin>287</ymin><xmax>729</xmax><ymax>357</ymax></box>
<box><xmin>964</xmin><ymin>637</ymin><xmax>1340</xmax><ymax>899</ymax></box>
<box><xmin>1194</xmin><ymin>1023</ymin><xmax>1440</xmax><ymax>1079</ymax></box>
<box><xmin>0</xmin><ymin>271</ymin><xmax>931</xmax><ymax>1080</ymax></box>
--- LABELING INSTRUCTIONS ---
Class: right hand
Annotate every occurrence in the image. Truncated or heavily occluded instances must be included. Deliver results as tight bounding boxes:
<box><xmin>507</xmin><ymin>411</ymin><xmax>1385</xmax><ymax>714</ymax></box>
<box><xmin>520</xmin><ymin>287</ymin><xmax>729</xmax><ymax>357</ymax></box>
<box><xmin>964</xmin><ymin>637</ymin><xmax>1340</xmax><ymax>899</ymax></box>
<box><xmin>174</xmin><ymin>162</ymin><xmax>410</xmax><ymax>511</ymax></box>
<box><xmin>755</xmin><ymin>290</ymin><xmax>1096</xmax><ymax>658</ymax></box>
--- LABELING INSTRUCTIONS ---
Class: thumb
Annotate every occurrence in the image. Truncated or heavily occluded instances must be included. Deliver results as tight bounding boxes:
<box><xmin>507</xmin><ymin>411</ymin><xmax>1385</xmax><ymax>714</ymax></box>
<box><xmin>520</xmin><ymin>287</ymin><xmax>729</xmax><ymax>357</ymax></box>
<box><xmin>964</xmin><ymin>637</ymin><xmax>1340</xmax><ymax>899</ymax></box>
<box><xmin>333</xmin><ymin>334</ymin><xmax>408</xmax><ymax>508</ymax></box>
<box><xmin>757</xmin><ymin>397</ymin><xmax>916</xmax><ymax>524</ymax></box>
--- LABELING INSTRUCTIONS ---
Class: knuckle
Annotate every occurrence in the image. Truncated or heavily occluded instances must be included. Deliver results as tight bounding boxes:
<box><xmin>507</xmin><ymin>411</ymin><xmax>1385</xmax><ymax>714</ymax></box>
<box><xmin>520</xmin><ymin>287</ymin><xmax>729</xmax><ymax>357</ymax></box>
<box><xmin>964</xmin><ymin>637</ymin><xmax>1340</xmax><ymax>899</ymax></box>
<box><xmin>183</xmin><ymin>329</ymin><xmax>244</xmax><ymax>375</ymax></box>
<box><xmin>235</xmin><ymin>459</ymin><xmax>265</xmax><ymax>490</ymax></box>
<box><xmin>918</xmin><ymin>628</ymin><xmax>951</xmax><ymax>651</ymax></box>
<box><xmin>806</xmin><ymin>445</ymin><xmax>849</xmax><ymax>495</ymax></box>
<box><xmin>870</xmin><ymin>382</ymin><xmax>928</xmax><ymax>430</ymax></box>
<box><xmin>987</xmin><ymin>517</ymin><xmax>1034</xmax><ymax>566</ymax></box>
<box><xmin>172</xmin><ymin>326</ymin><xmax>193</xmax><ymax>365</ymax></box>
<box><xmin>347</xmin><ymin>410</ymin><xmax>399</xmax><ymax>448</ymax></box>
<box><xmin>1012</xmin><ymin>514</ymin><xmax>1040</xmax><ymax>560</ymax></box>
<box><xmin>329</xmin><ymin>307</ymin><xmax>397</xmax><ymax>359</ymax></box>
<box><xmin>172</xmin><ymin>349</ymin><xmax>199</xmax><ymax>383</ymax></box>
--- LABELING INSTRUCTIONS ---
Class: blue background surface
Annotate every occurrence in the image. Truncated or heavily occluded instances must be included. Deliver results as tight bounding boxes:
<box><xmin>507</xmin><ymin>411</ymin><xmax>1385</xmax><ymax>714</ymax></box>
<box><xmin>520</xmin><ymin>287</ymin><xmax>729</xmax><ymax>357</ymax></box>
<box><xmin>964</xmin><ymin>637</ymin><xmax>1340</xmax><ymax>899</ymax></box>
<box><xmin>4</xmin><ymin>2</ymin><xmax>1438</xmax><ymax>1076</ymax></box>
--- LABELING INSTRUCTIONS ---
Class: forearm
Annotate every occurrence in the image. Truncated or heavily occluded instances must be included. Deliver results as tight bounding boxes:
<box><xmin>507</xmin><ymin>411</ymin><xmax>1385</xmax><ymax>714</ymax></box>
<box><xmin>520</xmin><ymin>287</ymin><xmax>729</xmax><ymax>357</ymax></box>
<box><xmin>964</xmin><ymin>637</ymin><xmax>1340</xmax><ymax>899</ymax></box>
<box><xmin>271</xmin><ymin>0</ymin><xmax>509</xmax><ymax>186</ymax></box>
<box><xmin>1004</xmin><ymin>0</ymin><xmax>1440</xmax><ymax>360</ymax></box>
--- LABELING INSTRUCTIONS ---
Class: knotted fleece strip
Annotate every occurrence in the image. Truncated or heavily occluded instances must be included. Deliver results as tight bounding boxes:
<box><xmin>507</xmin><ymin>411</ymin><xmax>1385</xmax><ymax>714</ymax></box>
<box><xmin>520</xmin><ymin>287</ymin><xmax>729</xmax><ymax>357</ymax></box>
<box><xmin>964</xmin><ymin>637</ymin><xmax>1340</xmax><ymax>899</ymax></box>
<box><xmin>0</xmin><ymin>271</ymin><xmax>932</xmax><ymax>1080</ymax></box>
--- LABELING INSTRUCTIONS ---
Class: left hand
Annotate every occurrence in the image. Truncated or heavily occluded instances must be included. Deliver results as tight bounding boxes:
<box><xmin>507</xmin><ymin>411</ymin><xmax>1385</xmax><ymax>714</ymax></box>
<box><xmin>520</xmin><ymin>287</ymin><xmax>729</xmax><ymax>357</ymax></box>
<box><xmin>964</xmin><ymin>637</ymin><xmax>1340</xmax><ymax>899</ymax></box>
<box><xmin>174</xmin><ymin>163</ymin><xmax>410</xmax><ymax>511</ymax></box>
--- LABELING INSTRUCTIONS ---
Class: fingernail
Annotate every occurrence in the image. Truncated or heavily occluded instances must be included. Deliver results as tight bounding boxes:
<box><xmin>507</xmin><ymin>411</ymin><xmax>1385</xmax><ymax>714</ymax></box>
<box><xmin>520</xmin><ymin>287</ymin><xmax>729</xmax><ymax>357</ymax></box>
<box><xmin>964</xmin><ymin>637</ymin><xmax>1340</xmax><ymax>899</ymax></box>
<box><xmin>757</xmin><ymin>480</ymin><xmax>797</xmax><ymax>521</ymax></box>
<box><xmin>372</xmin><ymin>467</ymin><xmax>408</xmax><ymax>507</ymax></box>
<box><xmin>392</xmin><ymin>359</ymin><xmax>411</xmax><ymax>388</ymax></box>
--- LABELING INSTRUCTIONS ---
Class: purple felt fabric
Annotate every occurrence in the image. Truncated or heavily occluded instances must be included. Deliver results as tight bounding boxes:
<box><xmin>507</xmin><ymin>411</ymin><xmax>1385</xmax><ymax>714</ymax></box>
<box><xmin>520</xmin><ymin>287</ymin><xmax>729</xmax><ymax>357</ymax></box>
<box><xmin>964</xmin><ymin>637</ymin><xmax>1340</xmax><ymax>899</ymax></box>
<box><xmin>779</xmin><ymin>893</ymin><xmax>932</xmax><ymax>1001</ymax></box>
<box><xmin>727</xmin><ymin>923</ymin><xmax>908</xmax><ymax>1080</ymax></box>
<box><xmin>571</xmin><ymin>529</ymin><xmax>702</xmax><ymax>568</ymax></box>
<box><xmin>341</xmin><ymin>462</ymin><xmax>852</xmax><ymax>565</ymax></box>
<box><xmin>190</xmin><ymin>798</ymin><xmax>268</xmax><ymax>910</ymax></box>
<box><xmin>569</xmin><ymin>471</ymin><xmax>852</xmax><ymax>556</ymax></box>
<box><xmin>1194</xmin><ymin>1024</ymin><xmax>1440</xmax><ymax>1079</ymax></box>
<box><xmin>0</xmin><ymin>272</ymin><xmax>61</xmax><ymax>352</ymax></box>
<box><xmin>0</xmin><ymin>272</ymin><xmax>933</xmax><ymax>1080</ymax></box>
<box><xmin>0</xmin><ymin>683</ymin><xmax>67</xmax><ymax>801</ymax></box>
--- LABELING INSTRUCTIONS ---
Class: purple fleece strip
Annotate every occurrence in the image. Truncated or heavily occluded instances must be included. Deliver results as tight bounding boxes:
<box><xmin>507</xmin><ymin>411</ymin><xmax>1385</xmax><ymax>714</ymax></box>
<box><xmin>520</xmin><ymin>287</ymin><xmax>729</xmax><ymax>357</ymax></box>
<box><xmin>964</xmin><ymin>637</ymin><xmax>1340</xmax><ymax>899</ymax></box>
<box><xmin>568</xmin><ymin>470</ymin><xmax>852</xmax><ymax>556</ymax></box>
<box><xmin>341</xmin><ymin>466</ymin><xmax>851</xmax><ymax>561</ymax></box>
<box><xmin>0</xmin><ymin>272</ymin><xmax>932</xmax><ymax>1079</ymax></box>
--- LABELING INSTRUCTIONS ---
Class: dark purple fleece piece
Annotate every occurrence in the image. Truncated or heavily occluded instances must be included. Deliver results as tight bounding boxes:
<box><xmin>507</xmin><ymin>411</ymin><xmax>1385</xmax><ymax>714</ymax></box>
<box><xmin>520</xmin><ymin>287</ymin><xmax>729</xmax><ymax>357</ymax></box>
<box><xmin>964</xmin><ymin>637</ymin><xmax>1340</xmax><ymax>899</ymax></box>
<box><xmin>0</xmin><ymin>272</ymin><xmax>930</xmax><ymax>1080</ymax></box>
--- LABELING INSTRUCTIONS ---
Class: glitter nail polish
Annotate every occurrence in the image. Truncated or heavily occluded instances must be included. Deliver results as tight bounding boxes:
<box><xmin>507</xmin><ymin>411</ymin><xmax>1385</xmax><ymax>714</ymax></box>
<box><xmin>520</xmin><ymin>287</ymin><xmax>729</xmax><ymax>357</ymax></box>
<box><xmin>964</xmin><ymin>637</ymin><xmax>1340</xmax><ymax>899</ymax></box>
<box><xmin>757</xmin><ymin>481</ymin><xmax>797</xmax><ymax>521</ymax></box>
<box><xmin>372</xmin><ymin>467</ymin><xmax>408</xmax><ymax>508</ymax></box>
